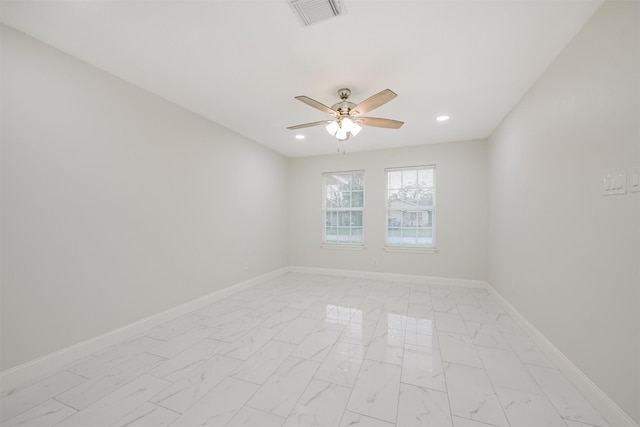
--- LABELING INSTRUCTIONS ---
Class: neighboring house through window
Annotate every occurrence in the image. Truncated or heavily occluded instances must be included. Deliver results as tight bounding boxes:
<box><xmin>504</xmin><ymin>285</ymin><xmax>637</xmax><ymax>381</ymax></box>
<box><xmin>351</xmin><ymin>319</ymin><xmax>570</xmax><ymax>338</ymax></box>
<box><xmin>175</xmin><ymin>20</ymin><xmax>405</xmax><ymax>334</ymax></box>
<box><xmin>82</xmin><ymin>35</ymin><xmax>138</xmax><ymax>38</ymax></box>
<box><xmin>322</xmin><ymin>170</ymin><xmax>364</xmax><ymax>246</ymax></box>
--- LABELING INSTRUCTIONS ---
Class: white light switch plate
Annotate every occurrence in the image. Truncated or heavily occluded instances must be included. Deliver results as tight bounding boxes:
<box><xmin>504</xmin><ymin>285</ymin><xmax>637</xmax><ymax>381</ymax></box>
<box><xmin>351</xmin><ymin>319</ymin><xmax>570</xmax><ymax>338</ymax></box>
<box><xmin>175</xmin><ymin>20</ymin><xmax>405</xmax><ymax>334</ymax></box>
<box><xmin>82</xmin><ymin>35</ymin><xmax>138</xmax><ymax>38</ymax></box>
<box><xmin>604</xmin><ymin>170</ymin><xmax>627</xmax><ymax>195</ymax></box>
<box><xmin>630</xmin><ymin>168</ymin><xmax>640</xmax><ymax>193</ymax></box>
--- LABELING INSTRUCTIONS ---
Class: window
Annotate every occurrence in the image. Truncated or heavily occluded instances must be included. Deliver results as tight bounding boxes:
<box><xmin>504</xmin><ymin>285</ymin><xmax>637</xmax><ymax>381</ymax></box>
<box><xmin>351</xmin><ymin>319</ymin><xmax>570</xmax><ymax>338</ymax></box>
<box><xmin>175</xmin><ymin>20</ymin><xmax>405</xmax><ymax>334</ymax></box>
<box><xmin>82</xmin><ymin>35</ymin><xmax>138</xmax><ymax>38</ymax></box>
<box><xmin>386</xmin><ymin>166</ymin><xmax>435</xmax><ymax>248</ymax></box>
<box><xmin>322</xmin><ymin>170</ymin><xmax>364</xmax><ymax>246</ymax></box>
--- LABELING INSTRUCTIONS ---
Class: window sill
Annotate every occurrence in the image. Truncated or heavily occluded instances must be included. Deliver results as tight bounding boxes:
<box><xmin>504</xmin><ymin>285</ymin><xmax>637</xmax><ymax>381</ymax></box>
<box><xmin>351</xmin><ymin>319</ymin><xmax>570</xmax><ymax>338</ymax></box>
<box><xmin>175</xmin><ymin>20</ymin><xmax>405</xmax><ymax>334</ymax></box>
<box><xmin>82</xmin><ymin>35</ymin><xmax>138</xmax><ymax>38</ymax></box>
<box><xmin>383</xmin><ymin>246</ymin><xmax>438</xmax><ymax>254</ymax></box>
<box><xmin>321</xmin><ymin>243</ymin><xmax>366</xmax><ymax>251</ymax></box>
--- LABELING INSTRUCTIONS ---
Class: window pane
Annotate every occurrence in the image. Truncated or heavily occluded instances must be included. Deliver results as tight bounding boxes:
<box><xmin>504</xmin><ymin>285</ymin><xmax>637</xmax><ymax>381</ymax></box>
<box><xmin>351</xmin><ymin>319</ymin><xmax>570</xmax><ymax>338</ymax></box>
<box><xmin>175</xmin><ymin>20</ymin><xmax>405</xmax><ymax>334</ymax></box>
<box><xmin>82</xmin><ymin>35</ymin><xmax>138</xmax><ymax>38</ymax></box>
<box><xmin>418</xmin><ymin>227</ymin><xmax>432</xmax><ymax>238</ymax></box>
<box><xmin>417</xmin><ymin>211</ymin><xmax>429</xmax><ymax>227</ymax></box>
<box><xmin>336</xmin><ymin>227</ymin><xmax>350</xmax><ymax>242</ymax></box>
<box><xmin>387</xmin><ymin>189</ymin><xmax>400</xmax><ymax>205</ymax></box>
<box><xmin>402</xmin><ymin>235</ymin><xmax>418</xmax><ymax>246</ymax></box>
<box><xmin>352</xmin><ymin>191</ymin><xmax>364</xmax><ymax>207</ymax></box>
<box><xmin>351</xmin><ymin>211</ymin><xmax>363</xmax><ymax>226</ymax></box>
<box><xmin>351</xmin><ymin>227</ymin><xmax>363</xmax><ymax>242</ymax></box>
<box><xmin>351</xmin><ymin>173</ymin><xmax>364</xmax><ymax>191</ymax></box>
<box><xmin>418</xmin><ymin>192</ymin><xmax>433</xmax><ymax>207</ymax></box>
<box><xmin>402</xmin><ymin>170</ymin><xmax>417</xmax><ymax>188</ymax></box>
<box><xmin>388</xmin><ymin>210</ymin><xmax>402</xmax><ymax>227</ymax></box>
<box><xmin>338</xmin><ymin>211</ymin><xmax>349</xmax><ymax>226</ymax></box>
<box><xmin>326</xmin><ymin>227</ymin><xmax>337</xmax><ymax>241</ymax></box>
<box><xmin>405</xmin><ymin>188</ymin><xmax>419</xmax><ymax>204</ymax></box>
<box><xmin>389</xmin><ymin>171</ymin><xmax>402</xmax><ymax>189</ymax></box>
<box><xmin>327</xmin><ymin>211</ymin><xmax>338</xmax><ymax>226</ymax></box>
<box><xmin>418</xmin><ymin>169</ymin><xmax>433</xmax><ymax>187</ymax></box>
<box><xmin>341</xmin><ymin>191</ymin><xmax>351</xmax><ymax>207</ymax></box>
<box><xmin>326</xmin><ymin>186</ymin><xmax>339</xmax><ymax>208</ymax></box>
<box><xmin>404</xmin><ymin>211</ymin><xmax>419</xmax><ymax>226</ymax></box>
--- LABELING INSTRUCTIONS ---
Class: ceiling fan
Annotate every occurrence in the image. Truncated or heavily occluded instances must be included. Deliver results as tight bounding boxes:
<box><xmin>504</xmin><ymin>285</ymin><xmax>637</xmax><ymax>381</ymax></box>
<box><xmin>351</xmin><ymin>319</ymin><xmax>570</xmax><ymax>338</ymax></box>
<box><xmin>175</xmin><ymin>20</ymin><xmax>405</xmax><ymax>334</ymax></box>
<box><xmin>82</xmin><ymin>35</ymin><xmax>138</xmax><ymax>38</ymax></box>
<box><xmin>287</xmin><ymin>88</ymin><xmax>404</xmax><ymax>141</ymax></box>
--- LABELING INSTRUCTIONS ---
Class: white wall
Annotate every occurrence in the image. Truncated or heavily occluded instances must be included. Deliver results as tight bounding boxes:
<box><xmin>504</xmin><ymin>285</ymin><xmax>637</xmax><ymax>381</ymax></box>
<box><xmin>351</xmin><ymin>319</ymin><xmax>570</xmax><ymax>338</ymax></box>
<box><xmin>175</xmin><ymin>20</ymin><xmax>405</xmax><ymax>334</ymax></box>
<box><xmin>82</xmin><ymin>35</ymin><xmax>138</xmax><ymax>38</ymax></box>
<box><xmin>0</xmin><ymin>25</ymin><xmax>288</xmax><ymax>370</ymax></box>
<box><xmin>487</xmin><ymin>0</ymin><xmax>639</xmax><ymax>421</ymax></box>
<box><xmin>288</xmin><ymin>140</ymin><xmax>488</xmax><ymax>281</ymax></box>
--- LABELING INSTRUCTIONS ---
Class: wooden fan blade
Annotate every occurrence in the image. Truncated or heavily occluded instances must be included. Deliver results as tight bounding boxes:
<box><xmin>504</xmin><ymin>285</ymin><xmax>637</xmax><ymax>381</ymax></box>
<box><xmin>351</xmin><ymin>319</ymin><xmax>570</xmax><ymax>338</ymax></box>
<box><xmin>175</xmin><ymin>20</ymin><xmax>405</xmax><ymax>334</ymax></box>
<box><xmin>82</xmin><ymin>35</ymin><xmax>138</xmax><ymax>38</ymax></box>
<box><xmin>350</xmin><ymin>89</ymin><xmax>397</xmax><ymax>116</ymax></box>
<box><xmin>355</xmin><ymin>117</ymin><xmax>404</xmax><ymax>129</ymax></box>
<box><xmin>295</xmin><ymin>96</ymin><xmax>338</xmax><ymax>116</ymax></box>
<box><xmin>287</xmin><ymin>120</ymin><xmax>335</xmax><ymax>130</ymax></box>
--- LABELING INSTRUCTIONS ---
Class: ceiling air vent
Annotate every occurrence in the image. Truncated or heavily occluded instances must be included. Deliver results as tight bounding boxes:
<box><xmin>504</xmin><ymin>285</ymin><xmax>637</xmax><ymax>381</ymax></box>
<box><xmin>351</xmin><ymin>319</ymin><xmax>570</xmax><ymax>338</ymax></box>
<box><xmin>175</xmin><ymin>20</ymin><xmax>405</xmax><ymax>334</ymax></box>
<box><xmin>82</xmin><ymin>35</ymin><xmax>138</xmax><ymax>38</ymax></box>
<box><xmin>289</xmin><ymin>0</ymin><xmax>343</xmax><ymax>26</ymax></box>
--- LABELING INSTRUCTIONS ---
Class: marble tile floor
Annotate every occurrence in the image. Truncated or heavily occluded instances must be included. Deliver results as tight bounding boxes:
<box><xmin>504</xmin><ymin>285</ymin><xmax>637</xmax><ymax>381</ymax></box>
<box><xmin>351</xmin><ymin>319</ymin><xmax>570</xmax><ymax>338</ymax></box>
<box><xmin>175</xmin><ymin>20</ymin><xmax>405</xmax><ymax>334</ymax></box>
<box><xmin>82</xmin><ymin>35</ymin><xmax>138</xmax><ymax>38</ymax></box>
<box><xmin>1</xmin><ymin>273</ymin><xmax>611</xmax><ymax>427</ymax></box>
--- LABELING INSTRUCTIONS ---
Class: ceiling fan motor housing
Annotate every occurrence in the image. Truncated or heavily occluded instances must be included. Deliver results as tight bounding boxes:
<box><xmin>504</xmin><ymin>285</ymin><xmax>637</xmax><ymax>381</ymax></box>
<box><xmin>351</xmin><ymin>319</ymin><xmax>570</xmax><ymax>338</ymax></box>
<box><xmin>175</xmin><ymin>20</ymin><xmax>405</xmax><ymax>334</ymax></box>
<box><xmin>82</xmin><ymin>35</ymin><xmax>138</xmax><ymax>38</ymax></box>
<box><xmin>332</xmin><ymin>89</ymin><xmax>355</xmax><ymax>115</ymax></box>
<box><xmin>332</xmin><ymin>101</ymin><xmax>356</xmax><ymax>115</ymax></box>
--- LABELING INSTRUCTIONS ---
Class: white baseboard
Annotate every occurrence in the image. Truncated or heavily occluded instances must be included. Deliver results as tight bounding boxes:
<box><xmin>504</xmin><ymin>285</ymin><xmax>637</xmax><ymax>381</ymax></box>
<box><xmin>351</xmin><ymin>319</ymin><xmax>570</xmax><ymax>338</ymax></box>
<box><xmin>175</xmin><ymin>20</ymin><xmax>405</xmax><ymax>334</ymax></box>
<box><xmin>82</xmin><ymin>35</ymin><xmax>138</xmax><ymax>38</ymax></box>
<box><xmin>288</xmin><ymin>265</ymin><xmax>487</xmax><ymax>289</ymax></box>
<box><xmin>0</xmin><ymin>267</ymin><xmax>288</xmax><ymax>392</ymax></box>
<box><xmin>486</xmin><ymin>282</ymin><xmax>638</xmax><ymax>427</ymax></box>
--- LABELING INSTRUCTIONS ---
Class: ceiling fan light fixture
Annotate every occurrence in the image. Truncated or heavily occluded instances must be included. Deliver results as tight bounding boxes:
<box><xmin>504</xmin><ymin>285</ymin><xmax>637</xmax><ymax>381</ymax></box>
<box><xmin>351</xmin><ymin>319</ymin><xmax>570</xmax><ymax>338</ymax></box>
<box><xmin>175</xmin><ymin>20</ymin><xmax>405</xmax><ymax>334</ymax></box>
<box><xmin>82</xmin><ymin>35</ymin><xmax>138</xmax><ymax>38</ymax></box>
<box><xmin>341</xmin><ymin>117</ymin><xmax>354</xmax><ymax>130</ymax></box>
<box><xmin>326</xmin><ymin>121</ymin><xmax>340</xmax><ymax>136</ymax></box>
<box><xmin>342</xmin><ymin>118</ymin><xmax>362</xmax><ymax>137</ymax></box>
<box><xmin>335</xmin><ymin>127</ymin><xmax>348</xmax><ymax>140</ymax></box>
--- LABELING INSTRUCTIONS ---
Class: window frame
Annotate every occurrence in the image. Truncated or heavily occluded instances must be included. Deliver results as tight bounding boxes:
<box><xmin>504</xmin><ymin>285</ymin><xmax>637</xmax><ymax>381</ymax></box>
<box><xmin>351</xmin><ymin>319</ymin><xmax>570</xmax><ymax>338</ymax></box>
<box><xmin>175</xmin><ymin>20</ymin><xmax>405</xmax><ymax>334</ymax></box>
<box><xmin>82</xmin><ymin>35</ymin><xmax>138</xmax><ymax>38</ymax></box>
<box><xmin>384</xmin><ymin>165</ymin><xmax>436</xmax><ymax>252</ymax></box>
<box><xmin>321</xmin><ymin>170</ymin><xmax>365</xmax><ymax>249</ymax></box>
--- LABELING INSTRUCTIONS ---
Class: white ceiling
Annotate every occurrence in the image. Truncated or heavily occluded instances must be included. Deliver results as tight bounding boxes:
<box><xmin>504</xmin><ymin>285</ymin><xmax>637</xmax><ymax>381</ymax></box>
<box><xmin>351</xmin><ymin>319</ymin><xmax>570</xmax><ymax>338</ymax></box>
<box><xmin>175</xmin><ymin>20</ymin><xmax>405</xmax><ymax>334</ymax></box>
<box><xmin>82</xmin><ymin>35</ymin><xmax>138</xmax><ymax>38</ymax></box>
<box><xmin>1</xmin><ymin>0</ymin><xmax>603</xmax><ymax>157</ymax></box>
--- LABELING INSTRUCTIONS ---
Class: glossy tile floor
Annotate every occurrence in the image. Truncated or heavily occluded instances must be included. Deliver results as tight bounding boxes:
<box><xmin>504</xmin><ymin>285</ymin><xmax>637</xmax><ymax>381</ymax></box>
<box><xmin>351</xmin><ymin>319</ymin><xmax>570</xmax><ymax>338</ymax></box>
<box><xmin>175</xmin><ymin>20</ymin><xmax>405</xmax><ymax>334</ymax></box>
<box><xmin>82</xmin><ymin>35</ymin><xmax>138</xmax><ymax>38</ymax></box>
<box><xmin>1</xmin><ymin>273</ymin><xmax>610</xmax><ymax>427</ymax></box>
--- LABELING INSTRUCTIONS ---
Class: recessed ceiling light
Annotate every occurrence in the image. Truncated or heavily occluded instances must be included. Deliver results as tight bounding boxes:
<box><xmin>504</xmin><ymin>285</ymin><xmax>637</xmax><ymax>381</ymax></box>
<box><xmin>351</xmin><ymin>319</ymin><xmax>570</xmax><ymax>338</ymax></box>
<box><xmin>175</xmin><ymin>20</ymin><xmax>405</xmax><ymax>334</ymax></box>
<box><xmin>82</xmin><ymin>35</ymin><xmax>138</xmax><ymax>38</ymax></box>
<box><xmin>436</xmin><ymin>115</ymin><xmax>450</xmax><ymax>122</ymax></box>
<box><xmin>295</xmin><ymin>134</ymin><xmax>305</xmax><ymax>140</ymax></box>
